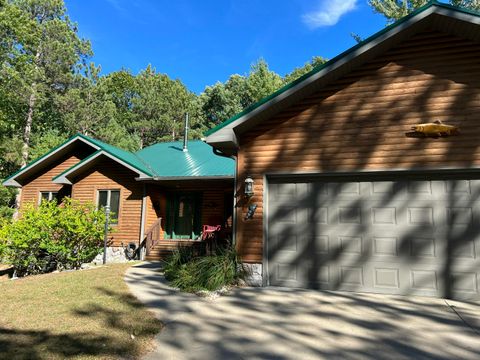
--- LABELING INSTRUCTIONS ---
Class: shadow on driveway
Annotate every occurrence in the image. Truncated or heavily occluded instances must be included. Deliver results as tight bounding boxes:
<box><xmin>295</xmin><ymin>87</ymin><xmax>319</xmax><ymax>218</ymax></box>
<box><xmin>125</xmin><ymin>262</ymin><xmax>480</xmax><ymax>360</ymax></box>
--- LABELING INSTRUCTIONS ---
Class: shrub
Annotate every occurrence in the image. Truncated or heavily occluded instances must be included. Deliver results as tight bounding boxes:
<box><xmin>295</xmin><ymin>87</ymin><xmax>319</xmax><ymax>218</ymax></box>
<box><xmin>0</xmin><ymin>198</ymin><xmax>107</xmax><ymax>276</ymax></box>
<box><xmin>0</xmin><ymin>184</ymin><xmax>16</xmax><ymax>222</ymax></box>
<box><xmin>163</xmin><ymin>245</ymin><xmax>196</xmax><ymax>281</ymax></box>
<box><xmin>163</xmin><ymin>245</ymin><xmax>249</xmax><ymax>292</ymax></box>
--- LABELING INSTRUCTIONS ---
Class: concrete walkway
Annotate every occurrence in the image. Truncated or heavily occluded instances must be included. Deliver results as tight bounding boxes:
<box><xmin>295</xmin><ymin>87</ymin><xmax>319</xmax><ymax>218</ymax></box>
<box><xmin>125</xmin><ymin>262</ymin><xmax>480</xmax><ymax>360</ymax></box>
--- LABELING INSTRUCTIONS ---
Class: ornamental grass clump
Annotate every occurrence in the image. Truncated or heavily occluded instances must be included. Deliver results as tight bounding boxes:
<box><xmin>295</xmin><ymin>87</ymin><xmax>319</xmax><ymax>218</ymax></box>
<box><xmin>0</xmin><ymin>198</ymin><xmax>107</xmax><ymax>276</ymax></box>
<box><xmin>164</xmin><ymin>245</ymin><xmax>249</xmax><ymax>292</ymax></box>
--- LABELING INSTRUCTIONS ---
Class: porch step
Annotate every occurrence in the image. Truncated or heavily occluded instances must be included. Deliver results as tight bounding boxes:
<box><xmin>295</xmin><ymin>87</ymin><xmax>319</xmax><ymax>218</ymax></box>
<box><xmin>145</xmin><ymin>240</ymin><xmax>204</xmax><ymax>261</ymax></box>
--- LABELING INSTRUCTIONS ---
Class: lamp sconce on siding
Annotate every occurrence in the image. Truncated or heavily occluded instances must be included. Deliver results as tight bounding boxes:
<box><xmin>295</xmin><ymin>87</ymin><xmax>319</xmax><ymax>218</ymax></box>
<box><xmin>244</xmin><ymin>176</ymin><xmax>254</xmax><ymax>198</ymax></box>
<box><xmin>405</xmin><ymin>120</ymin><xmax>459</xmax><ymax>138</ymax></box>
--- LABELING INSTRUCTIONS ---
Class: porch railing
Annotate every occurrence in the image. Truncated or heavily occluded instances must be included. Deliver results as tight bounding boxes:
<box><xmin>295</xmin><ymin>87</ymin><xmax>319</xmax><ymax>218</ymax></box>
<box><xmin>144</xmin><ymin>217</ymin><xmax>162</xmax><ymax>256</ymax></box>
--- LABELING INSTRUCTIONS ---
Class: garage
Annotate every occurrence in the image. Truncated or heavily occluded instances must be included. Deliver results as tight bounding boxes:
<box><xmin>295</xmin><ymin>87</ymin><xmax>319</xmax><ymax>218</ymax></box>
<box><xmin>205</xmin><ymin>4</ymin><xmax>480</xmax><ymax>301</ymax></box>
<box><xmin>267</xmin><ymin>174</ymin><xmax>480</xmax><ymax>300</ymax></box>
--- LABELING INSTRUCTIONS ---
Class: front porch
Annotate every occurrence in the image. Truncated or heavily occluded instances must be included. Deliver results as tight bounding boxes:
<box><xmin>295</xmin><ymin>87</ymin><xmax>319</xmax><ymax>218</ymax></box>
<box><xmin>140</xmin><ymin>180</ymin><xmax>233</xmax><ymax>260</ymax></box>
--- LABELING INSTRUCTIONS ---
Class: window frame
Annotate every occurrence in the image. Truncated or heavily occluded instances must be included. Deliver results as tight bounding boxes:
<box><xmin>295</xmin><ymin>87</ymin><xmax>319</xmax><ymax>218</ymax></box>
<box><xmin>38</xmin><ymin>191</ymin><xmax>59</xmax><ymax>205</ymax></box>
<box><xmin>97</xmin><ymin>189</ymin><xmax>121</xmax><ymax>225</ymax></box>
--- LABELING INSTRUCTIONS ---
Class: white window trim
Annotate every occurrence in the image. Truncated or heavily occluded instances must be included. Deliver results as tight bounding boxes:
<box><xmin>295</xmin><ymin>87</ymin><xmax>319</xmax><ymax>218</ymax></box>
<box><xmin>39</xmin><ymin>191</ymin><xmax>58</xmax><ymax>205</ymax></box>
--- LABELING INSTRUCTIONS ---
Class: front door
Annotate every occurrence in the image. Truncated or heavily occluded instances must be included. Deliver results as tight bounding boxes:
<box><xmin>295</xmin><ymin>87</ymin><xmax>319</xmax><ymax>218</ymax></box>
<box><xmin>167</xmin><ymin>192</ymin><xmax>202</xmax><ymax>239</ymax></box>
<box><xmin>174</xmin><ymin>194</ymin><xmax>195</xmax><ymax>239</ymax></box>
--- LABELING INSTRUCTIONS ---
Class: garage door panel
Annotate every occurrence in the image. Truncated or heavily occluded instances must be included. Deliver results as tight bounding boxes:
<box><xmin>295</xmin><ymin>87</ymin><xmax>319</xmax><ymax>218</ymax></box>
<box><xmin>267</xmin><ymin>177</ymin><xmax>480</xmax><ymax>300</ymax></box>
<box><xmin>450</xmin><ymin>272</ymin><xmax>479</xmax><ymax>294</ymax></box>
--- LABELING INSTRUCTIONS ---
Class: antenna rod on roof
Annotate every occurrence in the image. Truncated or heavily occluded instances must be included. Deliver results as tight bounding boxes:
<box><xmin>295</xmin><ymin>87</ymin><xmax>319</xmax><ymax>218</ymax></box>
<box><xmin>183</xmin><ymin>113</ymin><xmax>189</xmax><ymax>152</ymax></box>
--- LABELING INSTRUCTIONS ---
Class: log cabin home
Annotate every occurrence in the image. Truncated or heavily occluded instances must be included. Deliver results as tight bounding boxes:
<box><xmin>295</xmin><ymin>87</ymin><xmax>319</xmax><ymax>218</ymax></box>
<box><xmin>206</xmin><ymin>2</ymin><xmax>480</xmax><ymax>300</ymax></box>
<box><xmin>3</xmin><ymin>133</ymin><xmax>234</xmax><ymax>260</ymax></box>
<box><xmin>4</xmin><ymin>1</ymin><xmax>480</xmax><ymax>301</ymax></box>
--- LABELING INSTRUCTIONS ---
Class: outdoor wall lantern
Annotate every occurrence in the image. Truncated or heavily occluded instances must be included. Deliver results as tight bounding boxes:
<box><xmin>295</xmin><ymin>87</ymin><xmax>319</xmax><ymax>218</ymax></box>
<box><xmin>244</xmin><ymin>176</ymin><xmax>254</xmax><ymax>197</ymax></box>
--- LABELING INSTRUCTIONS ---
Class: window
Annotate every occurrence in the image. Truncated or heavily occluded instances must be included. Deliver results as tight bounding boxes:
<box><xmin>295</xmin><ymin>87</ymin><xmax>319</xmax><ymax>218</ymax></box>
<box><xmin>97</xmin><ymin>190</ymin><xmax>120</xmax><ymax>224</ymax></box>
<box><xmin>166</xmin><ymin>192</ymin><xmax>202</xmax><ymax>239</ymax></box>
<box><xmin>39</xmin><ymin>191</ymin><xmax>58</xmax><ymax>204</ymax></box>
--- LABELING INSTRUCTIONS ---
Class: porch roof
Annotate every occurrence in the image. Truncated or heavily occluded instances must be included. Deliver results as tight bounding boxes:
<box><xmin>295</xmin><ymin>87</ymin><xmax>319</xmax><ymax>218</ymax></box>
<box><xmin>136</xmin><ymin>140</ymin><xmax>234</xmax><ymax>179</ymax></box>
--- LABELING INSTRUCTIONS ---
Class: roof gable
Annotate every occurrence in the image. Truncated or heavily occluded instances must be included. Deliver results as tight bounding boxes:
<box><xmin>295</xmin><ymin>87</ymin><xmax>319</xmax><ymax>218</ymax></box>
<box><xmin>205</xmin><ymin>1</ymin><xmax>480</xmax><ymax>154</ymax></box>
<box><xmin>3</xmin><ymin>134</ymin><xmax>155</xmax><ymax>187</ymax></box>
<box><xmin>2</xmin><ymin>134</ymin><xmax>99</xmax><ymax>187</ymax></box>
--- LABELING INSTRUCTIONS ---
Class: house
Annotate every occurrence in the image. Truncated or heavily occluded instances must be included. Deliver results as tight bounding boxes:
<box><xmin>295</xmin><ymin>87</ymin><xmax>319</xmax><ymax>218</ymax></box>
<box><xmin>206</xmin><ymin>2</ymin><xmax>480</xmax><ymax>300</ymax></box>
<box><xmin>3</xmin><ymin>133</ymin><xmax>234</xmax><ymax>260</ymax></box>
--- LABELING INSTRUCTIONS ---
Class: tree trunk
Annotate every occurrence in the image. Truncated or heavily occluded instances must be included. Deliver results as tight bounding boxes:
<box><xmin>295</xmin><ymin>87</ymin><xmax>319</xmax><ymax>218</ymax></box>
<box><xmin>139</xmin><ymin>128</ymin><xmax>144</xmax><ymax>149</ymax></box>
<box><xmin>14</xmin><ymin>49</ymin><xmax>41</xmax><ymax>217</ymax></box>
<box><xmin>21</xmin><ymin>87</ymin><xmax>36</xmax><ymax>168</ymax></box>
<box><xmin>13</xmin><ymin>85</ymin><xmax>37</xmax><ymax>219</ymax></box>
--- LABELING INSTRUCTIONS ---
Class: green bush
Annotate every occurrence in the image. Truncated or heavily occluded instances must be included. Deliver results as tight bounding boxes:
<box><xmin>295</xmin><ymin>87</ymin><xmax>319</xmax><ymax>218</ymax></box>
<box><xmin>163</xmin><ymin>245</ymin><xmax>249</xmax><ymax>292</ymax></box>
<box><xmin>0</xmin><ymin>184</ymin><xmax>16</xmax><ymax>222</ymax></box>
<box><xmin>0</xmin><ymin>198</ymin><xmax>107</xmax><ymax>276</ymax></box>
<box><xmin>163</xmin><ymin>245</ymin><xmax>196</xmax><ymax>281</ymax></box>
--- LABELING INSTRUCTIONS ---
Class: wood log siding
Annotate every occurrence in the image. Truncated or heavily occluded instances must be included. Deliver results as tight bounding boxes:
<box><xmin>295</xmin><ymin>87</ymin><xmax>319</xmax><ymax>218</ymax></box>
<box><xmin>71</xmin><ymin>157</ymin><xmax>143</xmax><ymax>247</ymax></box>
<box><xmin>235</xmin><ymin>30</ymin><xmax>480</xmax><ymax>263</ymax></box>
<box><xmin>19</xmin><ymin>144</ymin><xmax>95</xmax><ymax>209</ymax></box>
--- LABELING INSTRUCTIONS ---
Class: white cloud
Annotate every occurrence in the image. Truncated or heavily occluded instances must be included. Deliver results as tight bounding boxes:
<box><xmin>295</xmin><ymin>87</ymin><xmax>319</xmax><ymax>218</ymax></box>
<box><xmin>302</xmin><ymin>0</ymin><xmax>358</xmax><ymax>29</ymax></box>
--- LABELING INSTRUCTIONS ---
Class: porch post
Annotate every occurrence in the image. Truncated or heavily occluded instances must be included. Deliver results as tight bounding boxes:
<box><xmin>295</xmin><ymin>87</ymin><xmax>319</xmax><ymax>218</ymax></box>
<box><xmin>139</xmin><ymin>183</ymin><xmax>147</xmax><ymax>260</ymax></box>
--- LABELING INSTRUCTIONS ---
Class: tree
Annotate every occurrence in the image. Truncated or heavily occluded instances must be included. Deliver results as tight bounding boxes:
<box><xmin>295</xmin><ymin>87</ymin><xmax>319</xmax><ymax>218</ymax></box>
<box><xmin>201</xmin><ymin>59</ymin><xmax>284</xmax><ymax>127</ymax></box>
<box><xmin>244</xmin><ymin>59</ymin><xmax>283</xmax><ymax>103</ymax></box>
<box><xmin>0</xmin><ymin>0</ymin><xmax>91</xmax><ymax>212</ymax></box>
<box><xmin>283</xmin><ymin>56</ymin><xmax>327</xmax><ymax>84</ymax></box>
<box><xmin>200</xmin><ymin>77</ymin><xmax>245</xmax><ymax>127</ymax></box>
<box><xmin>369</xmin><ymin>0</ymin><xmax>480</xmax><ymax>23</ymax></box>
<box><xmin>0</xmin><ymin>0</ymin><xmax>91</xmax><ymax>167</ymax></box>
<box><xmin>60</xmin><ymin>64</ymin><xmax>117</xmax><ymax>137</ymax></box>
<box><xmin>131</xmin><ymin>65</ymin><xmax>197</xmax><ymax>148</ymax></box>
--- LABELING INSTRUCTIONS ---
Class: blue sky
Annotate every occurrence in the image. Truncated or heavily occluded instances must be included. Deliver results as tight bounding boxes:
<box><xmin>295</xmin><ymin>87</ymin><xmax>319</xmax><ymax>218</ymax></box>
<box><xmin>65</xmin><ymin>0</ymin><xmax>387</xmax><ymax>93</ymax></box>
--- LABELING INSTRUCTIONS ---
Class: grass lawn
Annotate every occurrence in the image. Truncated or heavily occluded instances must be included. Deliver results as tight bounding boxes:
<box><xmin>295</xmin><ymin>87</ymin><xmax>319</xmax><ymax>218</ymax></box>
<box><xmin>0</xmin><ymin>263</ymin><xmax>162</xmax><ymax>360</ymax></box>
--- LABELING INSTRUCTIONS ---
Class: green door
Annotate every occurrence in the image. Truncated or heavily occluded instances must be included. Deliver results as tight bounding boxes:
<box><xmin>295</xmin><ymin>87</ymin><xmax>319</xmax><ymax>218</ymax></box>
<box><xmin>166</xmin><ymin>192</ymin><xmax>202</xmax><ymax>239</ymax></box>
<box><xmin>174</xmin><ymin>194</ymin><xmax>195</xmax><ymax>239</ymax></box>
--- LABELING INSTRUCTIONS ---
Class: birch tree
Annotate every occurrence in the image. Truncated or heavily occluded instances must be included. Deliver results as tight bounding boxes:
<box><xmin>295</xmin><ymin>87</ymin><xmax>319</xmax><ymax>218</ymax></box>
<box><xmin>0</xmin><ymin>0</ymin><xmax>91</xmax><ymax>211</ymax></box>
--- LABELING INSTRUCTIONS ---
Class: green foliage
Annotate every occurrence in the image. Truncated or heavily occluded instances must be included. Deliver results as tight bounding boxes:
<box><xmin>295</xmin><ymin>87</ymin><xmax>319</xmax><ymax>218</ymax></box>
<box><xmin>29</xmin><ymin>128</ymin><xmax>66</xmax><ymax>161</ymax></box>
<box><xmin>369</xmin><ymin>0</ymin><xmax>480</xmax><ymax>23</ymax></box>
<box><xmin>164</xmin><ymin>246</ymin><xmax>249</xmax><ymax>292</ymax></box>
<box><xmin>200</xmin><ymin>59</ymin><xmax>285</xmax><ymax>127</ymax></box>
<box><xmin>283</xmin><ymin>56</ymin><xmax>327</xmax><ymax>84</ymax></box>
<box><xmin>0</xmin><ymin>0</ymin><xmax>92</xmax><ymax>170</ymax></box>
<box><xmin>0</xmin><ymin>0</ymin><xmax>329</xmax><ymax>180</ymax></box>
<box><xmin>163</xmin><ymin>245</ymin><xmax>197</xmax><ymax>280</ymax></box>
<box><xmin>0</xmin><ymin>198</ymin><xmax>107</xmax><ymax>276</ymax></box>
<box><xmin>0</xmin><ymin>184</ymin><xmax>16</xmax><ymax>221</ymax></box>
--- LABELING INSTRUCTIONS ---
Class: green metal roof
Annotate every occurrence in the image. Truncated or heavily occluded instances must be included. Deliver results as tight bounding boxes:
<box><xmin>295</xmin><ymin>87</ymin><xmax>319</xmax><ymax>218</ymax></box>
<box><xmin>204</xmin><ymin>0</ymin><xmax>479</xmax><ymax>137</ymax></box>
<box><xmin>75</xmin><ymin>134</ymin><xmax>155</xmax><ymax>176</ymax></box>
<box><xmin>4</xmin><ymin>133</ymin><xmax>233</xmax><ymax>187</ymax></box>
<box><xmin>136</xmin><ymin>140</ymin><xmax>234</xmax><ymax>178</ymax></box>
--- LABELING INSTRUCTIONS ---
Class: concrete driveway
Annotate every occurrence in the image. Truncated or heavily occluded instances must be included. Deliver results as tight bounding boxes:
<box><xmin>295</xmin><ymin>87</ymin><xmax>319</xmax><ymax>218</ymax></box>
<box><xmin>125</xmin><ymin>262</ymin><xmax>480</xmax><ymax>360</ymax></box>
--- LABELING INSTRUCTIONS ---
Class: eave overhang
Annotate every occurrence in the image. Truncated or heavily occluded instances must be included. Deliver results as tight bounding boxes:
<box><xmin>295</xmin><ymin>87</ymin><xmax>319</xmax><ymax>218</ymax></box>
<box><xmin>53</xmin><ymin>150</ymin><xmax>151</xmax><ymax>185</ymax></box>
<box><xmin>2</xmin><ymin>135</ymin><xmax>100</xmax><ymax>188</ymax></box>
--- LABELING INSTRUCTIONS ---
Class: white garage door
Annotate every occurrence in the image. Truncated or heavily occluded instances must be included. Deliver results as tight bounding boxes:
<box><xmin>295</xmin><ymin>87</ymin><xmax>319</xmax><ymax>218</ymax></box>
<box><xmin>267</xmin><ymin>176</ymin><xmax>480</xmax><ymax>300</ymax></box>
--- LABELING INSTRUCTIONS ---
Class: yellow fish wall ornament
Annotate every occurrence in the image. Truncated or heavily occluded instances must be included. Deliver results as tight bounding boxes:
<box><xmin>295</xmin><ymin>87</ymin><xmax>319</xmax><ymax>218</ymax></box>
<box><xmin>406</xmin><ymin>120</ymin><xmax>459</xmax><ymax>138</ymax></box>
